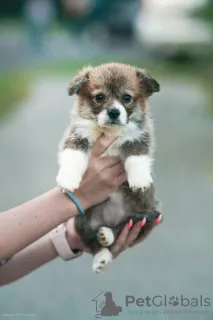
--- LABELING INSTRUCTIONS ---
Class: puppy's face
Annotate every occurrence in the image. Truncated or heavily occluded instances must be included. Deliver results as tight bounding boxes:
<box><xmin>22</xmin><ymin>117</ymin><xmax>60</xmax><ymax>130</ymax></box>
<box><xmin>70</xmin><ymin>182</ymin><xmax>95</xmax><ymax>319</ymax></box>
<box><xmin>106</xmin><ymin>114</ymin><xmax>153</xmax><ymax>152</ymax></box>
<box><xmin>68</xmin><ymin>63</ymin><xmax>160</xmax><ymax>130</ymax></box>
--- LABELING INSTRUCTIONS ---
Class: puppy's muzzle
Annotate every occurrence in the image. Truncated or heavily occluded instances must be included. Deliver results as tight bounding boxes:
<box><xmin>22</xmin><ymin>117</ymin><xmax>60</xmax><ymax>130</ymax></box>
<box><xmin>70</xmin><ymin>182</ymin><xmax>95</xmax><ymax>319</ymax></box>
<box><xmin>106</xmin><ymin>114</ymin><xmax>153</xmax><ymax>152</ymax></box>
<box><xmin>107</xmin><ymin>108</ymin><xmax>120</xmax><ymax>120</ymax></box>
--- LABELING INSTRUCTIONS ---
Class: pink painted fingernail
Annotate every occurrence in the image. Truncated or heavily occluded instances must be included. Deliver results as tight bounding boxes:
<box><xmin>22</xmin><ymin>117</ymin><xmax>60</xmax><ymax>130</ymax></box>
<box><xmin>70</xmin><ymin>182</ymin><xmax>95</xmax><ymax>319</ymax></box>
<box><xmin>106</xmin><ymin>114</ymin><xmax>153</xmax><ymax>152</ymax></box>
<box><xmin>128</xmin><ymin>219</ymin><xmax>133</xmax><ymax>229</ymax></box>
<box><xmin>140</xmin><ymin>217</ymin><xmax>146</xmax><ymax>228</ymax></box>
<box><xmin>155</xmin><ymin>214</ymin><xmax>163</xmax><ymax>225</ymax></box>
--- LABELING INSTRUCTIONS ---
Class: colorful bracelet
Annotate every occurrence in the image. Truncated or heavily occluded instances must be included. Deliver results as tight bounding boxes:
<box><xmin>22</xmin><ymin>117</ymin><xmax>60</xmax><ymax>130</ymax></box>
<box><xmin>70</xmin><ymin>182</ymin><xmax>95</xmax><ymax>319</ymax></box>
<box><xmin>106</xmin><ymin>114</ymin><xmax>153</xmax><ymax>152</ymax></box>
<box><xmin>65</xmin><ymin>191</ymin><xmax>85</xmax><ymax>215</ymax></box>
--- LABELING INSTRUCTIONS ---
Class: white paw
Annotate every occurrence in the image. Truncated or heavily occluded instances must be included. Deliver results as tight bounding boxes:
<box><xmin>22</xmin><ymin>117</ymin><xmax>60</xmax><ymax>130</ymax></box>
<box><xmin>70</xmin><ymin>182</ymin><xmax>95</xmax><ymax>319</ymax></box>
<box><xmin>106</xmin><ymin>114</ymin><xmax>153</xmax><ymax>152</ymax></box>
<box><xmin>125</xmin><ymin>155</ymin><xmax>153</xmax><ymax>191</ymax></box>
<box><xmin>97</xmin><ymin>227</ymin><xmax>115</xmax><ymax>247</ymax></box>
<box><xmin>92</xmin><ymin>248</ymin><xmax>113</xmax><ymax>274</ymax></box>
<box><xmin>56</xmin><ymin>169</ymin><xmax>82</xmax><ymax>192</ymax></box>
<box><xmin>57</xmin><ymin>149</ymin><xmax>88</xmax><ymax>192</ymax></box>
<box><xmin>128</xmin><ymin>170</ymin><xmax>153</xmax><ymax>191</ymax></box>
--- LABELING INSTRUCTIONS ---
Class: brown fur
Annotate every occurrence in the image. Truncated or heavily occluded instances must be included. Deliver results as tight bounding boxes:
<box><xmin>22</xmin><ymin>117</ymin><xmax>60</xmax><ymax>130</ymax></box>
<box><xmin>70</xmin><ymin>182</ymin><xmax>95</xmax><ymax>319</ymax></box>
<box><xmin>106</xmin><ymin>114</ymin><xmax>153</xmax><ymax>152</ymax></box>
<box><xmin>68</xmin><ymin>62</ymin><xmax>159</xmax><ymax>124</ymax></box>
<box><xmin>57</xmin><ymin>62</ymin><xmax>162</xmax><ymax>272</ymax></box>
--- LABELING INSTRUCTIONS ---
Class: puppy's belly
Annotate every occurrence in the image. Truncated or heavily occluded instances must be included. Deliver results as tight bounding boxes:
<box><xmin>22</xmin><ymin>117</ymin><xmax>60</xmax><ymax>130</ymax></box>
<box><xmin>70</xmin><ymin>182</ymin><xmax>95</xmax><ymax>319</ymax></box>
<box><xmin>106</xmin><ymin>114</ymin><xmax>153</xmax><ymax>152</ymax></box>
<box><xmin>89</xmin><ymin>190</ymin><xmax>132</xmax><ymax>230</ymax></box>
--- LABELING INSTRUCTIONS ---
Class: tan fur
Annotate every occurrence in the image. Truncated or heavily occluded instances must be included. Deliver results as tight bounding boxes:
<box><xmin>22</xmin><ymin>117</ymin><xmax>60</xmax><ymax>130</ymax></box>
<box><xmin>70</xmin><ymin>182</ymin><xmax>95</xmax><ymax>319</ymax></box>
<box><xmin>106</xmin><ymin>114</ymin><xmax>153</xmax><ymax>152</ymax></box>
<box><xmin>75</xmin><ymin>63</ymin><xmax>147</xmax><ymax>122</ymax></box>
<box><xmin>57</xmin><ymin>62</ymin><xmax>161</xmax><ymax>273</ymax></box>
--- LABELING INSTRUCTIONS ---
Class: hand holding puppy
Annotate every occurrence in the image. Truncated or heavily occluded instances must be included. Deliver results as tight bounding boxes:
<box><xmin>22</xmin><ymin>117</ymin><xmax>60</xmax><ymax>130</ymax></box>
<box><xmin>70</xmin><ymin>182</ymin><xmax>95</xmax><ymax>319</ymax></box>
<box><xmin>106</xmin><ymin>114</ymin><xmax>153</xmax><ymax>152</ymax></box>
<box><xmin>74</xmin><ymin>135</ymin><xmax>126</xmax><ymax>209</ymax></box>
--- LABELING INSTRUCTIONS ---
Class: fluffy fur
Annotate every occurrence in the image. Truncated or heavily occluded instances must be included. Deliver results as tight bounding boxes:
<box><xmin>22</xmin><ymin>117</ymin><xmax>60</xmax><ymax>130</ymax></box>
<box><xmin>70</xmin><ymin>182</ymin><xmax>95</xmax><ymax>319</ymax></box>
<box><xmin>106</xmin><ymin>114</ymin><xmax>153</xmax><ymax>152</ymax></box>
<box><xmin>56</xmin><ymin>62</ymin><xmax>162</xmax><ymax>273</ymax></box>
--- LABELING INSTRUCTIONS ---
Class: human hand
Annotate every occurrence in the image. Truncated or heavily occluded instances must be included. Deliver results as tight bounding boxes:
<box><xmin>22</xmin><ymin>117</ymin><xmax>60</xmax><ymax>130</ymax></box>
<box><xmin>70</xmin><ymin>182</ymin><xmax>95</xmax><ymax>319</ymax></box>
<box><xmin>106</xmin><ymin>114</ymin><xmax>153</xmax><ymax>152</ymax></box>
<box><xmin>110</xmin><ymin>218</ymin><xmax>160</xmax><ymax>258</ymax></box>
<box><xmin>74</xmin><ymin>135</ymin><xmax>126</xmax><ymax>210</ymax></box>
<box><xmin>65</xmin><ymin>217</ymin><xmax>161</xmax><ymax>258</ymax></box>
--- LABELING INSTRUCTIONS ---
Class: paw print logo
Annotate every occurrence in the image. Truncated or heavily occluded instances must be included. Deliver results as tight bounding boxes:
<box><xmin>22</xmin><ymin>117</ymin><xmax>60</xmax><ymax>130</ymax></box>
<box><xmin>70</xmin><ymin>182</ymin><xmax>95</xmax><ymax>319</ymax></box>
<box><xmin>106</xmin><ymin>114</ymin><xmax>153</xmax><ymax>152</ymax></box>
<box><xmin>168</xmin><ymin>296</ymin><xmax>179</xmax><ymax>307</ymax></box>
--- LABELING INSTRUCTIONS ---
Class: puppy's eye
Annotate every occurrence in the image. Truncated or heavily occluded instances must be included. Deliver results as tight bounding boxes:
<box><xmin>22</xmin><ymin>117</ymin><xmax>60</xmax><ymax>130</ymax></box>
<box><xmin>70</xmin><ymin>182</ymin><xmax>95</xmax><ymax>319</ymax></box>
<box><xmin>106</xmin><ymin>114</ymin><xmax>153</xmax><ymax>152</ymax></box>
<box><xmin>95</xmin><ymin>93</ymin><xmax>105</xmax><ymax>103</ymax></box>
<box><xmin>122</xmin><ymin>94</ymin><xmax>132</xmax><ymax>103</ymax></box>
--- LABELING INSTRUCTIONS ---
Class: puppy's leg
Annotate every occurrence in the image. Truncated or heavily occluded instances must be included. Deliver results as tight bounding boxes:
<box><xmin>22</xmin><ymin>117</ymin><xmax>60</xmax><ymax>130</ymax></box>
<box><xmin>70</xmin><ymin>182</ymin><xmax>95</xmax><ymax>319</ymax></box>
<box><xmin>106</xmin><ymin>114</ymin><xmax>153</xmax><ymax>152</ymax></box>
<box><xmin>92</xmin><ymin>248</ymin><xmax>113</xmax><ymax>274</ymax></box>
<box><xmin>57</xmin><ymin>149</ymin><xmax>88</xmax><ymax>191</ymax></box>
<box><xmin>56</xmin><ymin>134</ymin><xmax>90</xmax><ymax>192</ymax></box>
<box><xmin>120</xmin><ymin>134</ymin><xmax>153</xmax><ymax>191</ymax></box>
<box><xmin>125</xmin><ymin>155</ymin><xmax>153</xmax><ymax>191</ymax></box>
<box><xmin>97</xmin><ymin>227</ymin><xmax>115</xmax><ymax>247</ymax></box>
<box><xmin>75</xmin><ymin>212</ymin><xmax>112</xmax><ymax>274</ymax></box>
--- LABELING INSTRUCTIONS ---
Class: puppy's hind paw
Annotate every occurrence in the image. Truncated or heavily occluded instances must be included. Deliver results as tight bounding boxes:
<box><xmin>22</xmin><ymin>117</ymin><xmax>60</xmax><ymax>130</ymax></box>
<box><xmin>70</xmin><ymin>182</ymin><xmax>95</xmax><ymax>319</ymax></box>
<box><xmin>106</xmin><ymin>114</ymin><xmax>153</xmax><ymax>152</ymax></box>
<box><xmin>92</xmin><ymin>248</ymin><xmax>113</xmax><ymax>274</ymax></box>
<box><xmin>97</xmin><ymin>227</ymin><xmax>115</xmax><ymax>247</ymax></box>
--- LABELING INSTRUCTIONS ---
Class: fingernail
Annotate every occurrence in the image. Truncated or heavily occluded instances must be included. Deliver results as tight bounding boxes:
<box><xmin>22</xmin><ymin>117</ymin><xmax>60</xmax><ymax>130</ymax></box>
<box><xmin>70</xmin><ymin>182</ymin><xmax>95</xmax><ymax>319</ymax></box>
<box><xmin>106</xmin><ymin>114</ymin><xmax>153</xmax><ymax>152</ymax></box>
<box><xmin>155</xmin><ymin>214</ymin><xmax>163</xmax><ymax>225</ymax></box>
<box><xmin>128</xmin><ymin>219</ymin><xmax>133</xmax><ymax>229</ymax></box>
<box><xmin>140</xmin><ymin>217</ymin><xmax>146</xmax><ymax>228</ymax></box>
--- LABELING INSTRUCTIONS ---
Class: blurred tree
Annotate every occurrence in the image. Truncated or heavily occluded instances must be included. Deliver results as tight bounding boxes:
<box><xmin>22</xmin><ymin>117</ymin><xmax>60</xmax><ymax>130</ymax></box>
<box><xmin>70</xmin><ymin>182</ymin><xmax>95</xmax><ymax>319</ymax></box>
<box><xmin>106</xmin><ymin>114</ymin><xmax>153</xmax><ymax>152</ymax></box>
<box><xmin>0</xmin><ymin>0</ymin><xmax>61</xmax><ymax>19</ymax></box>
<box><xmin>192</xmin><ymin>0</ymin><xmax>213</xmax><ymax>21</ymax></box>
<box><xmin>0</xmin><ymin>0</ymin><xmax>25</xmax><ymax>18</ymax></box>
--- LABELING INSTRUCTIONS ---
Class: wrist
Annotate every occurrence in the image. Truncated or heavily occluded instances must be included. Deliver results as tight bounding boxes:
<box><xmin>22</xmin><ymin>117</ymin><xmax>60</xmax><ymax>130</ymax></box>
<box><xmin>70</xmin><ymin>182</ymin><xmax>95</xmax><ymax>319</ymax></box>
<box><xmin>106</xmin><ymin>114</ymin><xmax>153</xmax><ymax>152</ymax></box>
<box><xmin>49</xmin><ymin>223</ymin><xmax>83</xmax><ymax>261</ymax></box>
<box><xmin>54</xmin><ymin>187</ymin><xmax>79</xmax><ymax>219</ymax></box>
<box><xmin>65</xmin><ymin>219</ymin><xmax>84</xmax><ymax>252</ymax></box>
<box><xmin>72</xmin><ymin>189</ymin><xmax>91</xmax><ymax>211</ymax></box>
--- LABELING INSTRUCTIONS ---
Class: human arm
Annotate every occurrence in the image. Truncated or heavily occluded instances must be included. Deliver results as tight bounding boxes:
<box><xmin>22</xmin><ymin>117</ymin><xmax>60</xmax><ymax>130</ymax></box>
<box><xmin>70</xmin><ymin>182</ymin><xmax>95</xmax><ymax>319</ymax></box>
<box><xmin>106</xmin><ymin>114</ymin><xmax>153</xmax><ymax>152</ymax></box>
<box><xmin>0</xmin><ymin>218</ymin><xmax>148</xmax><ymax>286</ymax></box>
<box><xmin>0</xmin><ymin>234</ymin><xmax>59</xmax><ymax>286</ymax></box>
<box><xmin>0</xmin><ymin>135</ymin><xmax>125</xmax><ymax>261</ymax></box>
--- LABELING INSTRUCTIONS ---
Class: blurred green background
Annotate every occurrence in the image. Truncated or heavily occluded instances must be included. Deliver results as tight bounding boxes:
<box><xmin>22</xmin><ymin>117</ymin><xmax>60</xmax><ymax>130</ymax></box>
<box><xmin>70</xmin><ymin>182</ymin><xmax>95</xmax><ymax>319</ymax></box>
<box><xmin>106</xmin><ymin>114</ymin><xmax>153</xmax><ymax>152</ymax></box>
<box><xmin>0</xmin><ymin>0</ymin><xmax>212</xmax><ymax>120</ymax></box>
<box><xmin>0</xmin><ymin>1</ymin><xmax>213</xmax><ymax>320</ymax></box>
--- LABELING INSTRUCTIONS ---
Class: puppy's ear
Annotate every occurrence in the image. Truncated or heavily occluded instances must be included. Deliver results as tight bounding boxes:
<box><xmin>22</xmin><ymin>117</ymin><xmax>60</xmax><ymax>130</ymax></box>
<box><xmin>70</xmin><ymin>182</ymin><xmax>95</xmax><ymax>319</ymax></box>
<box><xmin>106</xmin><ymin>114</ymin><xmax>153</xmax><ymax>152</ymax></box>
<box><xmin>68</xmin><ymin>66</ymin><xmax>92</xmax><ymax>96</ymax></box>
<box><xmin>136</xmin><ymin>68</ymin><xmax>160</xmax><ymax>97</ymax></box>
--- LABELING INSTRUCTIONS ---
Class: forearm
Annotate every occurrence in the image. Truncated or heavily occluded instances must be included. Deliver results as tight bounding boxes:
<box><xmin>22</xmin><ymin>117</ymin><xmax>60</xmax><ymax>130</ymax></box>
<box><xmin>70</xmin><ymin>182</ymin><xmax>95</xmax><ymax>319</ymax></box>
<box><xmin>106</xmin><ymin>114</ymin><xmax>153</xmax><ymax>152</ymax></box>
<box><xmin>0</xmin><ymin>187</ymin><xmax>86</xmax><ymax>261</ymax></box>
<box><xmin>0</xmin><ymin>234</ymin><xmax>58</xmax><ymax>286</ymax></box>
<box><xmin>0</xmin><ymin>136</ymin><xmax>124</xmax><ymax>263</ymax></box>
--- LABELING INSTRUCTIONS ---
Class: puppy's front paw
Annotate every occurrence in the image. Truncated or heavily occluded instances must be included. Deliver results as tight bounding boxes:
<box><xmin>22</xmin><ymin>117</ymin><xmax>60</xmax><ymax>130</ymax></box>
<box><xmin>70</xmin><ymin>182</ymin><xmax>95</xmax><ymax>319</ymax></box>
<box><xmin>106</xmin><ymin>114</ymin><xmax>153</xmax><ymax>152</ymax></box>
<box><xmin>92</xmin><ymin>248</ymin><xmax>113</xmax><ymax>274</ymax></box>
<box><xmin>125</xmin><ymin>155</ymin><xmax>153</xmax><ymax>191</ymax></box>
<box><xmin>57</xmin><ymin>149</ymin><xmax>89</xmax><ymax>192</ymax></box>
<box><xmin>128</xmin><ymin>170</ymin><xmax>153</xmax><ymax>191</ymax></box>
<box><xmin>97</xmin><ymin>227</ymin><xmax>115</xmax><ymax>247</ymax></box>
<box><xmin>56</xmin><ymin>169</ymin><xmax>83</xmax><ymax>192</ymax></box>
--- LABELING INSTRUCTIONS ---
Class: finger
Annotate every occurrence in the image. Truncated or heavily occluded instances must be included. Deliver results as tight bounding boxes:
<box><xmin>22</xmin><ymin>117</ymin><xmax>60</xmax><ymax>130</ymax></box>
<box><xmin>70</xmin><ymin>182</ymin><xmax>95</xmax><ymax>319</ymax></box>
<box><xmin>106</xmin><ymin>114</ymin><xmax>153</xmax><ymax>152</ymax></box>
<box><xmin>105</xmin><ymin>163</ymin><xmax>125</xmax><ymax>177</ymax></box>
<box><xmin>111</xmin><ymin>224</ymin><xmax>129</xmax><ymax>257</ymax></box>
<box><xmin>102</xmin><ymin>166</ymin><xmax>125</xmax><ymax>184</ymax></box>
<box><xmin>124</xmin><ymin>221</ymin><xmax>142</xmax><ymax>249</ymax></box>
<box><xmin>91</xmin><ymin>135</ymin><xmax>118</xmax><ymax>157</ymax></box>
<box><xmin>97</xmin><ymin>156</ymin><xmax>121</xmax><ymax>169</ymax></box>
<box><xmin>129</xmin><ymin>221</ymin><xmax>156</xmax><ymax>248</ymax></box>
<box><xmin>114</xmin><ymin>172</ymin><xmax>127</xmax><ymax>185</ymax></box>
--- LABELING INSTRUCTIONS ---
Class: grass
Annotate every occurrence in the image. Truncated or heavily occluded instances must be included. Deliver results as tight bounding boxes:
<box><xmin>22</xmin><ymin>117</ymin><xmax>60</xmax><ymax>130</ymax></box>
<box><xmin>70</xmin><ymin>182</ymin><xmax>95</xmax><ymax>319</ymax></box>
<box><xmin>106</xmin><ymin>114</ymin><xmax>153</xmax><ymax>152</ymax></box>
<box><xmin>0</xmin><ymin>18</ymin><xmax>25</xmax><ymax>36</ymax></box>
<box><xmin>33</xmin><ymin>56</ymin><xmax>213</xmax><ymax>114</ymax></box>
<box><xmin>31</xmin><ymin>55</ymin><xmax>213</xmax><ymax>86</ymax></box>
<box><xmin>31</xmin><ymin>57</ymin><xmax>139</xmax><ymax>76</ymax></box>
<box><xmin>0</xmin><ymin>71</ymin><xmax>31</xmax><ymax>119</ymax></box>
<box><xmin>31</xmin><ymin>52</ymin><xmax>210</xmax><ymax>74</ymax></box>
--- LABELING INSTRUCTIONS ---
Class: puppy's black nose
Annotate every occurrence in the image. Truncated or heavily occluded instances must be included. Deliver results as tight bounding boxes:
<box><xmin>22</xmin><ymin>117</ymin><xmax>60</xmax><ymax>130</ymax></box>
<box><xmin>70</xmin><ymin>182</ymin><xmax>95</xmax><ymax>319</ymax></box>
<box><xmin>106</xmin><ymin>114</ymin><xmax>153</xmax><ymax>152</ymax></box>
<box><xmin>107</xmin><ymin>108</ymin><xmax>120</xmax><ymax>119</ymax></box>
